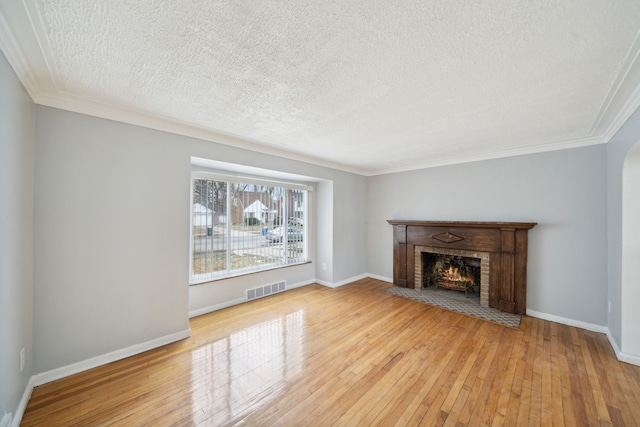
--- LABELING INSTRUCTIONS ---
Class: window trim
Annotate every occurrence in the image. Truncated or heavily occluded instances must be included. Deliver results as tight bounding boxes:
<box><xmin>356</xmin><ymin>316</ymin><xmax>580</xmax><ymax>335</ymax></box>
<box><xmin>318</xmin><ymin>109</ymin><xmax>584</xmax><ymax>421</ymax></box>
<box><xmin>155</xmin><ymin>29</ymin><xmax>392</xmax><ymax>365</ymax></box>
<box><xmin>189</xmin><ymin>170</ymin><xmax>311</xmax><ymax>284</ymax></box>
<box><xmin>189</xmin><ymin>260</ymin><xmax>313</xmax><ymax>286</ymax></box>
<box><xmin>192</xmin><ymin>169</ymin><xmax>314</xmax><ymax>192</ymax></box>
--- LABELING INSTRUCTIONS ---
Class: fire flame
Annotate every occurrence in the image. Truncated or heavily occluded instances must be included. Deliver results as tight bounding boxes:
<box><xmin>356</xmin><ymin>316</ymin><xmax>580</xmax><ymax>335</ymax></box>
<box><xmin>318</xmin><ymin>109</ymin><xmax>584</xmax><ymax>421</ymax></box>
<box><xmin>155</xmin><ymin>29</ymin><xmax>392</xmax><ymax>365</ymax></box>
<box><xmin>441</xmin><ymin>265</ymin><xmax>475</xmax><ymax>284</ymax></box>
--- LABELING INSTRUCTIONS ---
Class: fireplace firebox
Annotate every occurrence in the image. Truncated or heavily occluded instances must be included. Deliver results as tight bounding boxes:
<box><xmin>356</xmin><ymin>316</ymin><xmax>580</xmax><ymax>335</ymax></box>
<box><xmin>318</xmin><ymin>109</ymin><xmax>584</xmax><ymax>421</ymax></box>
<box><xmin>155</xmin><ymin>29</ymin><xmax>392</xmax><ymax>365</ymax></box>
<box><xmin>423</xmin><ymin>253</ymin><xmax>480</xmax><ymax>295</ymax></box>
<box><xmin>387</xmin><ymin>220</ymin><xmax>536</xmax><ymax>314</ymax></box>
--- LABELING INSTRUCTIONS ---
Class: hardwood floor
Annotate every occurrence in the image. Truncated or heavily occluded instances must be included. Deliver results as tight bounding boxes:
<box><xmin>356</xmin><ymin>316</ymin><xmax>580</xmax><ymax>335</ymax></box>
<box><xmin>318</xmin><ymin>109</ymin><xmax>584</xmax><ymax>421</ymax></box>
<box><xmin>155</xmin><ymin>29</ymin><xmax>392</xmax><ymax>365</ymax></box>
<box><xmin>21</xmin><ymin>278</ymin><xmax>640</xmax><ymax>426</ymax></box>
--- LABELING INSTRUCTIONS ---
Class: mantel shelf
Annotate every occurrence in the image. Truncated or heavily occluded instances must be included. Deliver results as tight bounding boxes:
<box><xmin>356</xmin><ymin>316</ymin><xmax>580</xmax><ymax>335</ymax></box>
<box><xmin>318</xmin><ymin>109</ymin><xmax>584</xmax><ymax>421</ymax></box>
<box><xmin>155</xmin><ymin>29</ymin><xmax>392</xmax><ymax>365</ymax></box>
<box><xmin>387</xmin><ymin>220</ymin><xmax>537</xmax><ymax>230</ymax></box>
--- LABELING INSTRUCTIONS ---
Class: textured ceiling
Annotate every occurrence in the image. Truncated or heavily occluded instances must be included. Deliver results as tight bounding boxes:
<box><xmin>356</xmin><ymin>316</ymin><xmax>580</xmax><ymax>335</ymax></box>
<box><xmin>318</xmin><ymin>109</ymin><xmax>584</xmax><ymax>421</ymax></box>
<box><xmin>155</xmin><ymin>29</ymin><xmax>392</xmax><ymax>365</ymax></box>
<box><xmin>2</xmin><ymin>1</ymin><xmax>640</xmax><ymax>175</ymax></box>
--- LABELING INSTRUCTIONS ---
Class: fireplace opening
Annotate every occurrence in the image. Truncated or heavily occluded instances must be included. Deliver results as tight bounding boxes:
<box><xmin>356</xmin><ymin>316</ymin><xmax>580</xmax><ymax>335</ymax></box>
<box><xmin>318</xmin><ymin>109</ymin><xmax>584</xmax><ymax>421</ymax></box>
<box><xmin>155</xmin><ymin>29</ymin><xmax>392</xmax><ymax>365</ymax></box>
<box><xmin>415</xmin><ymin>246</ymin><xmax>490</xmax><ymax>307</ymax></box>
<box><xmin>422</xmin><ymin>253</ymin><xmax>481</xmax><ymax>298</ymax></box>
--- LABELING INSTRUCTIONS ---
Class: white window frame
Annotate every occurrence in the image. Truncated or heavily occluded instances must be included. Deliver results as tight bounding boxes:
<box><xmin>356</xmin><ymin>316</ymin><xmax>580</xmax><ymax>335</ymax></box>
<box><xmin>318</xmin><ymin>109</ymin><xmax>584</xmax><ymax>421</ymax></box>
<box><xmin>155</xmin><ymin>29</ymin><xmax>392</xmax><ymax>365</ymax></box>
<box><xmin>190</xmin><ymin>170</ymin><xmax>311</xmax><ymax>284</ymax></box>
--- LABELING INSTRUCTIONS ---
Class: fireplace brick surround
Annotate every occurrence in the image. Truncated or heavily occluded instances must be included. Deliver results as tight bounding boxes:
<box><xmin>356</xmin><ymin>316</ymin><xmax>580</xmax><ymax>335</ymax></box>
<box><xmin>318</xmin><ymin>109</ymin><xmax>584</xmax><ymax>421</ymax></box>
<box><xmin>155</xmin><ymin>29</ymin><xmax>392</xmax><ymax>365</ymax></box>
<box><xmin>387</xmin><ymin>220</ymin><xmax>536</xmax><ymax>314</ymax></box>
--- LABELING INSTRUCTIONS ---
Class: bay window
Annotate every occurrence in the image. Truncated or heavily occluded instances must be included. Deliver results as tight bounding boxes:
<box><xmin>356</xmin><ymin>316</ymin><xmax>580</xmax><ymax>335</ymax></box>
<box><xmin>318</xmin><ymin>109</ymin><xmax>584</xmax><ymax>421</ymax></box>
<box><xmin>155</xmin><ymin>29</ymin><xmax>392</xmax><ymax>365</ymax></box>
<box><xmin>190</xmin><ymin>171</ymin><xmax>309</xmax><ymax>284</ymax></box>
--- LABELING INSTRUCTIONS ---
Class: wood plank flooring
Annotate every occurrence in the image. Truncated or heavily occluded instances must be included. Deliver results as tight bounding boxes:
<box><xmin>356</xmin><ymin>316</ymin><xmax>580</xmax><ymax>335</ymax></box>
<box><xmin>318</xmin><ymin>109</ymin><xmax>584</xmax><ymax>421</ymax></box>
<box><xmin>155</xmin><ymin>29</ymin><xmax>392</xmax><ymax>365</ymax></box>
<box><xmin>21</xmin><ymin>278</ymin><xmax>640</xmax><ymax>426</ymax></box>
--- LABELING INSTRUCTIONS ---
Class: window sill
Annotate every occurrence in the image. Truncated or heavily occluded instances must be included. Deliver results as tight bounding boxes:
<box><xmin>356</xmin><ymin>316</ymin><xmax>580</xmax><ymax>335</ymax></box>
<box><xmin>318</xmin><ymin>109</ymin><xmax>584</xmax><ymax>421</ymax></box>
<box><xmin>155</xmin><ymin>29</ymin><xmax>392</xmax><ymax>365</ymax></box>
<box><xmin>189</xmin><ymin>260</ymin><xmax>312</xmax><ymax>286</ymax></box>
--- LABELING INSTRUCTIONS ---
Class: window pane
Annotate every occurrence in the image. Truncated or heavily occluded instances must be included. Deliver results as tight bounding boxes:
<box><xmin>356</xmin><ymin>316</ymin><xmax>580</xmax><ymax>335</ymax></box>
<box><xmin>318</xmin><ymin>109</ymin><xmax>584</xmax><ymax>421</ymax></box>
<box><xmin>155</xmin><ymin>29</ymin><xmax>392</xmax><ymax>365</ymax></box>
<box><xmin>192</xmin><ymin>179</ymin><xmax>228</xmax><ymax>278</ymax></box>
<box><xmin>191</xmin><ymin>178</ymin><xmax>308</xmax><ymax>282</ymax></box>
<box><xmin>230</xmin><ymin>183</ymin><xmax>279</xmax><ymax>271</ymax></box>
<box><xmin>287</xmin><ymin>189</ymin><xmax>306</xmax><ymax>263</ymax></box>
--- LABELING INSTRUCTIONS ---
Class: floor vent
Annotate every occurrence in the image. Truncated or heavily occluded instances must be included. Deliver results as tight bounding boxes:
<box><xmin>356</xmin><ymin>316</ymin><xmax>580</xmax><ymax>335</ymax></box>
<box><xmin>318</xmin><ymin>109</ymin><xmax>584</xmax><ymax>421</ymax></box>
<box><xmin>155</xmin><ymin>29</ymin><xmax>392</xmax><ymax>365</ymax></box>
<box><xmin>246</xmin><ymin>281</ymin><xmax>286</xmax><ymax>301</ymax></box>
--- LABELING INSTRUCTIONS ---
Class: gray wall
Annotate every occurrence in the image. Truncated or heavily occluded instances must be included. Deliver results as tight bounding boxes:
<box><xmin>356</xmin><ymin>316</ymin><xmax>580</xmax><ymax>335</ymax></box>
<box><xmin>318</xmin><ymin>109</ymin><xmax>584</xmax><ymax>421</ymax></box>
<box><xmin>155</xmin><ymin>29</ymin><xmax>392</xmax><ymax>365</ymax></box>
<box><xmin>334</xmin><ymin>174</ymin><xmax>368</xmax><ymax>282</ymax></box>
<box><xmin>606</xmin><ymin>106</ymin><xmax>640</xmax><ymax>349</ymax></box>
<box><xmin>367</xmin><ymin>145</ymin><xmax>608</xmax><ymax>326</ymax></box>
<box><xmin>34</xmin><ymin>108</ymin><xmax>191</xmax><ymax>372</ymax></box>
<box><xmin>621</xmin><ymin>143</ymin><xmax>640</xmax><ymax>358</ymax></box>
<box><xmin>315</xmin><ymin>180</ymin><xmax>334</xmax><ymax>283</ymax></box>
<box><xmin>34</xmin><ymin>106</ymin><xmax>368</xmax><ymax>373</ymax></box>
<box><xmin>0</xmin><ymin>52</ymin><xmax>35</xmax><ymax>421</ymax></box>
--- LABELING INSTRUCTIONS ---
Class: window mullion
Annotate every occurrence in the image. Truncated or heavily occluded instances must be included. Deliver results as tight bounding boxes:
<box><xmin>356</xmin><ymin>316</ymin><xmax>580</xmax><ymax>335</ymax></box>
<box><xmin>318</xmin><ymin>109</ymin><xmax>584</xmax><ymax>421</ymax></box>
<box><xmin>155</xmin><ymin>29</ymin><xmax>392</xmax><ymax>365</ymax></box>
<box><xmin>303</xmin><ymin>190</ymin><xmax>308</xmax><ymax>260</ymax></box>
<box><xmin>205</xmin><ymin>181</ymin><xmax>211</xmax><ymax>277</ymax></box>
<box><xmin>283</xmin><ymin>190</ymin><xmax>288</xmax><ymax>264</ymax></box>
<box><xmin>226</xmin><ymin>181</ymin><xmax>232</xmax><ymax>272</ymax></box>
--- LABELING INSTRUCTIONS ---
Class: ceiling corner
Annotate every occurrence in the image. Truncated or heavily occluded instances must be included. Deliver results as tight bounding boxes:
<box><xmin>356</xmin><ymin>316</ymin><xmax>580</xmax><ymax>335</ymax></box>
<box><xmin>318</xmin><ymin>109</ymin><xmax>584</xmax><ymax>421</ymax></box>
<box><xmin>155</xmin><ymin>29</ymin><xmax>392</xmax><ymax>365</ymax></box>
<box><xmin>0</xmin><ymin>0</ymin><xmax>58</xmax><ymax>102</ymax></box>
<box><xmin>590</xmin><ymin>29</ymin><xmax>640</xmax><ymax>142</ymax></box>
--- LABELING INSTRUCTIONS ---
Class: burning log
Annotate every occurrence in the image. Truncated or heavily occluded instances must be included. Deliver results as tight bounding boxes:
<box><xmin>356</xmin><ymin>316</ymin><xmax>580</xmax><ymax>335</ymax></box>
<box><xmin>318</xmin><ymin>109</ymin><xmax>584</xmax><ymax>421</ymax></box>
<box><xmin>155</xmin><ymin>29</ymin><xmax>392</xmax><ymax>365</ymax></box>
<box><xmin>435</xmin><ymin>264</ymin><xmax>477</xmax><ymax>295</ymax></box>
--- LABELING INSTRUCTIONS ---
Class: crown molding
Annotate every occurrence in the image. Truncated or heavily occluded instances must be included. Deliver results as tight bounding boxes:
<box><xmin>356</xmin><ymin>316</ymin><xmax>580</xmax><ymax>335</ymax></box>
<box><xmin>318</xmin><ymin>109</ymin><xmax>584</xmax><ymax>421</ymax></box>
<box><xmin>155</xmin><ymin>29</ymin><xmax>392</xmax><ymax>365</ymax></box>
<box><xmin>0</xmin><ymin>0</ymin><xmax>58</xmax><ymax>101</ymax></box>
<box><xmin>2</xmin><ymin>2</ymin><xmax>640</xmax><ymax>178</ymax></box>
<box><xmin>590</xmin><ymin>29</ymin><xmax>640</xmax><ymax>142</ymax></box>
<box><xmin>366</xmin><ymin>135</ymin><xmax>606</xmax><ymax>176</ymax></box>
<box><xmin>23</xmin><ymin>83</ymin><xmax>621</xmax><ymax>178</ymax></box>
<box><xmin>35</xmin><ymin>90</ymin><xmax>370</xmax><ymax>176</ymax></box>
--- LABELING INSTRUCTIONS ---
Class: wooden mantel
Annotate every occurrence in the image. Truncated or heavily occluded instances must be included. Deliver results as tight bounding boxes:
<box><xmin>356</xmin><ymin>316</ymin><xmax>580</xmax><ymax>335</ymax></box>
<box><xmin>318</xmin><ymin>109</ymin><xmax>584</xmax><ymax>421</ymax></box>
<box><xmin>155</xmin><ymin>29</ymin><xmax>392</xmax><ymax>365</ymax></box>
<box><xmin>387</xmin><ymin>220</ymin><xmax>536</xmax><ymax>314</ymax></box>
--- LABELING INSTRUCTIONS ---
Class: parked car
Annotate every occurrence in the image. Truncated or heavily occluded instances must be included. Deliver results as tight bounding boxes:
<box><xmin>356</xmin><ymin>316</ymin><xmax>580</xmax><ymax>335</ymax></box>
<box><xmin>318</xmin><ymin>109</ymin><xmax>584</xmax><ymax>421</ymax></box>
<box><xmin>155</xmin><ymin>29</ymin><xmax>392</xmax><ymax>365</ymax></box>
<box><xmin>266</xmin><ymin>227</ymin><xmax>303</xmax><ymax>242</ymax></box>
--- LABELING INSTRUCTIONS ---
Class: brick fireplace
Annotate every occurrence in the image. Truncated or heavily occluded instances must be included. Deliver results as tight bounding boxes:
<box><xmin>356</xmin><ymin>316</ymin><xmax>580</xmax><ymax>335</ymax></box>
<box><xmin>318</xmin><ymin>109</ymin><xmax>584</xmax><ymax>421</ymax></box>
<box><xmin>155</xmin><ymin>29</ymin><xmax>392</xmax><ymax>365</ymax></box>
<box><xmin>387</xmin><ymin>220</ymin><xmax>536</xmax><ymax>314</ymax></box>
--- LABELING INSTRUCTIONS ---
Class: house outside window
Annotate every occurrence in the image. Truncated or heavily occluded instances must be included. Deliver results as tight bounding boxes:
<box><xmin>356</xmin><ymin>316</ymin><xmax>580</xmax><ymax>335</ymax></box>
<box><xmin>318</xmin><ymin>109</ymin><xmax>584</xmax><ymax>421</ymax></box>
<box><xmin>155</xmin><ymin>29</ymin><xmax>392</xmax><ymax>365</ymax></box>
<box><xmin>190</xmin><ymin>172</ymin><xmax>309</xmax><ymax>283</ymax></box>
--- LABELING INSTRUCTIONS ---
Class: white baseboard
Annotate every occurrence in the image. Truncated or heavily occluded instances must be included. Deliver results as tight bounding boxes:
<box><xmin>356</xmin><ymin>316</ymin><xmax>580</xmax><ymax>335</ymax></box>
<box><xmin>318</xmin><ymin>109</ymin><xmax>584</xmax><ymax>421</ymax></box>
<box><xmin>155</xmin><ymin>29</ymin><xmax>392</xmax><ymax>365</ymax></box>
<box><xmin>367</xmin><ymin>273</ymin><xmax>393</xmax><ymax>283</ymax></box>
<box><xmin>1</xmin><ymin>413</ymin><xmax>11</xmax><ymax>427</ymax></box>
<box><xmin>188</xmin><ymin>279</ymin><xmax>316</xmax><ymax>318</ymax></box>
<box><xmin>11</xmin><ymin>376</ymin><xmax>35</xmax><ymax>427</ymax></box>
<box><xmin>317</xmin><ymin>273</ymin><xmax>391</xmax><ymax>288</ymax></box>
<box><xmin>317</xmin><ymin>273</ymin><xmax>370</xmax><ymax>289</ymax></box>
<box><xmin>525</xmin><ymin>309</ymin><xmax>607</xmax><ymax>334</ymax></box>
<box><xmin>286</xmin><ymin>279</ymin><xmax>316</xmax><ymax>290</ymax></box>
<box><xmin>314</xmin><ymin>279</ymin><xmax>332</xmax><ymax>287</ymax></box>
<box><xmin>605</xmin><ymin>327</ymin><xmax>622</xmax><ymax>355</ymax></box>
<box><xmin>604</xmin><ymin>327</ymin><xmax>640</xmax><ymax>366</ymax></box>
<box><xmin>189</xmin><ymin>297</ymin><xmax>246</xmax><ymax>318</ymax></box>
<box><xmin>618</xmin><ymin>350</ymin><xmax>640</xmax><ymax>366</ymax></box>
<box><xmin>496</xmin><ymin>309</ymin><xmax>640</xmax><ymax>367</ymax></box>
<box><xmin>32</xmin><ymin>328</ymin><xmax>191</xmax><ymax>386</ymax></box>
